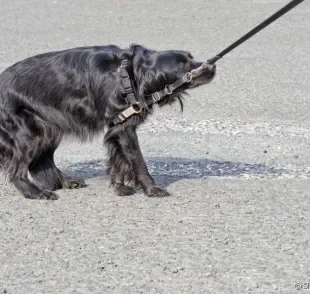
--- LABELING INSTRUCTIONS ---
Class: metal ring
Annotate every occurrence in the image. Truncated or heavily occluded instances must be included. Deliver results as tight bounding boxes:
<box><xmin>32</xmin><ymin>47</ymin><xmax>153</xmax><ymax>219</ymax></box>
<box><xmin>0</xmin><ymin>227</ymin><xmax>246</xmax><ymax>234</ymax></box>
<box><xmin>185</xmin><ymin>72</ymin><xmax>193</xmax><ymax>83</ymax></box>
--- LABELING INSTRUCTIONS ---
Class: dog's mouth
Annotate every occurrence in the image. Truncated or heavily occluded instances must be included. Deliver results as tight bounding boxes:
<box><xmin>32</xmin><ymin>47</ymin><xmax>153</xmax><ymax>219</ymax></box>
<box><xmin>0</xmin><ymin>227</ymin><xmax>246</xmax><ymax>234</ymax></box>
<box><xmin>188</xmin><ymin>63</ymin><xmax>216</xmax><ymax>88</ymax></box>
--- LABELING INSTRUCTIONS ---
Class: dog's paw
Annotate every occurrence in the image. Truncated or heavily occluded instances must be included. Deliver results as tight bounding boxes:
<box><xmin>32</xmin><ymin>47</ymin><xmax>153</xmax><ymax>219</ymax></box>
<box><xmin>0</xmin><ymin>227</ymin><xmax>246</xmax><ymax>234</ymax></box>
<box><xmin>42</xmin><ymin>191</ymin><xmax>59</xmax><ymax>200</ymax></box>
<box><xmin>62</xmin><ymin>178</ymin><xmax>87</xmax><ymax>189</ymax></box>
<box><xmin>25</xmin><ymin>190</ymin><xmax>59</xmax><ymax>200</ymax></box>
<box><xmin>114</xmin><ymin>184</ymin><xmax>136</xmax><ymax>196</ymax></box>
<box><xmin>147</xmin><ymin>186</ymin><xmax>170</xmax><ymax>198</ymax></box>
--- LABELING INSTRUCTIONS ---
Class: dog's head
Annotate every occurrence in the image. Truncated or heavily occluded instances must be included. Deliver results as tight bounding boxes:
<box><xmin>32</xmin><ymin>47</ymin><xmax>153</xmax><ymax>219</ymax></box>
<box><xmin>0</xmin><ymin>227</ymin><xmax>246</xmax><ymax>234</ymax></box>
<box><xmin>131</xmin><ymin>45</ymin><xmax>216</xmax><ymax>108</ymax></box>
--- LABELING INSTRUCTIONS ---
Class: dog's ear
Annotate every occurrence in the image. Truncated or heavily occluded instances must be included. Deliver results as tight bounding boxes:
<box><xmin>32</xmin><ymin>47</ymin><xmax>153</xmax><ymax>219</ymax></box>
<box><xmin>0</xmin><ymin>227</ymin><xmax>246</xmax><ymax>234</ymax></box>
<box><xmin>131</xmin><ymin>44</ymin><xmax>152</xmax><ymax>107</ymax></box>
<box><xmin>131</xmin><ymin>45</ymin><xmax>166</xmax><ymax>108</ymax></box>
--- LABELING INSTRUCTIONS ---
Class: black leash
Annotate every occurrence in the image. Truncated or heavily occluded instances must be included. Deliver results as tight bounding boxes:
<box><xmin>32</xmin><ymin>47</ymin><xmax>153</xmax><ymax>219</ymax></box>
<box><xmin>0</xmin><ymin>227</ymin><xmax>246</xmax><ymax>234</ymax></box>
<box><xmin>207</xmin><ymin>0</ymin><xmax>305</xmax><ymax>64</ymax></box>
<box><xmin>112</xmin><ymin>0</ymin><xmax>305</xmax><ymax>126</ymax></box>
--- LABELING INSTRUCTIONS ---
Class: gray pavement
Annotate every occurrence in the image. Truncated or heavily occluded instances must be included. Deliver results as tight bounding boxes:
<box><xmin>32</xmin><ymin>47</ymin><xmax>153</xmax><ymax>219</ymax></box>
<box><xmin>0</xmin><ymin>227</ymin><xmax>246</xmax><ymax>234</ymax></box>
<box><xmin>0</xmin><ymin>0</ymin><xmax>309</xmax><ymax>293</ymax></box>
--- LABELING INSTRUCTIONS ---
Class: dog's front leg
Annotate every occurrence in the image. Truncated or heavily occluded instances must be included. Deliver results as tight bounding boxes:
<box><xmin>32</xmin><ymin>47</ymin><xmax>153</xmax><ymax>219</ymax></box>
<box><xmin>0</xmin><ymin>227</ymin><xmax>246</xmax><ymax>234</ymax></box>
<box><xmin>119</xmin><ymin>126</ymin><xmax>170</xmax><ymax>197</ymax></box>
<box><xmin>105</xmin><ymin>126</ymin><xmax>170</xmax><ymax>197</ymax></box>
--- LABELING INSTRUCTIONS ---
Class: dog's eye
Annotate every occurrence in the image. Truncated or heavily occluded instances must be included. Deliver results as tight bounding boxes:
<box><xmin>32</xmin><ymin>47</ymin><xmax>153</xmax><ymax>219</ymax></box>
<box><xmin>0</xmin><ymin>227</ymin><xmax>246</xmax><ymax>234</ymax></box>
<box><xmin>180</xmin><ymin>62</ymin><xmax>185</xmax><ymax>68</ymax></box>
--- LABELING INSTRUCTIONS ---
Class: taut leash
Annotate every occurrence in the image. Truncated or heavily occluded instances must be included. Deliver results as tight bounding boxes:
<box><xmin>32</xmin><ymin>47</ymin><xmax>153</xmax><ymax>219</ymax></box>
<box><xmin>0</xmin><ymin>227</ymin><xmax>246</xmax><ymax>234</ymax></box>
<box><xmin>207</xmin><ymin>0</ymin><xmax>305</xmax><ymax>65</ymax></box>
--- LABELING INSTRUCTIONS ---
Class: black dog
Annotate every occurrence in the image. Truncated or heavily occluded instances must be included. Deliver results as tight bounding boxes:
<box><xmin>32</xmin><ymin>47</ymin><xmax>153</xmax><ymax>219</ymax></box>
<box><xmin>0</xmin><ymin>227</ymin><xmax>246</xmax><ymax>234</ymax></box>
<box><xmin>0</xmin><ymin>44</ymin><xmax>216</xmax><ymax>199</ymax></box>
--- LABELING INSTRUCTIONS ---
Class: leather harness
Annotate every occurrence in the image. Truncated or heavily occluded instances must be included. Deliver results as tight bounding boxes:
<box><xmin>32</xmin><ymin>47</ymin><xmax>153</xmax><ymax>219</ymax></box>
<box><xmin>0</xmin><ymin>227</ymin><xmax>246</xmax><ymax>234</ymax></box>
<box><xmin>112</xmin><ymin>59</ymin><xmax>194</xmax><ymax>126</ymax></box>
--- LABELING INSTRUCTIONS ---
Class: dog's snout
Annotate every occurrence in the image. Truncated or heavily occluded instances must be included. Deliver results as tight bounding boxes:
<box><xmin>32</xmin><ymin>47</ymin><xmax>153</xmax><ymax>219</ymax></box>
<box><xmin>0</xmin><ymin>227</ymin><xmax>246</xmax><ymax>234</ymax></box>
<box><xmin>201</xmin><ymin>62</ymin><xmax>216</xmax><ymax>72</ymax></box>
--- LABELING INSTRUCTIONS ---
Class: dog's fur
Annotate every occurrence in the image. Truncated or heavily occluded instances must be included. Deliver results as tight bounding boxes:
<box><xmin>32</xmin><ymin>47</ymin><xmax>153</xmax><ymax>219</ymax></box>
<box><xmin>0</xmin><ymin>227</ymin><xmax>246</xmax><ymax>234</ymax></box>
<box><xmin>0</xmin><ymin>44</ymin><xmax>216</xmax><ymax>199</ymax></box>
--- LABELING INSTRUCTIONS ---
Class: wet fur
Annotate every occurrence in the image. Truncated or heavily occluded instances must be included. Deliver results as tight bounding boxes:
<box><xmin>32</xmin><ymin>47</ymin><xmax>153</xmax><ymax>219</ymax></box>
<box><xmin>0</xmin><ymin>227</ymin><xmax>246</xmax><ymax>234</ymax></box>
<box><xmin>0</xmin><ymin>44</ymin><xmax>215</xmax><ymax>199</ymax></box>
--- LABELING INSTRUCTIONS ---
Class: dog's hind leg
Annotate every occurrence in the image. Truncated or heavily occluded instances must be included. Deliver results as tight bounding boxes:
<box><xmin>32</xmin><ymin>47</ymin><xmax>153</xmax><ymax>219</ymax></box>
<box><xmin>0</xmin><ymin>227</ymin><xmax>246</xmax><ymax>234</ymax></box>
<box><xmin>29</xmin><ymin>141</ymin><xmax>87</xmax><ymax>191</ymax></box>
<box><xmin>0</xmin><ymin>114</ymin><xmax>57</xmax><ymax>200</ymax></box>
<box><xmin>12</xmin><ymin>168</ymin><xmax>59</xmax><ymax>200</ymax></box>
<box><xmin>8</xmin><ymin>142</ymin><xmax>59</xmax><ymax>200</ymax></box>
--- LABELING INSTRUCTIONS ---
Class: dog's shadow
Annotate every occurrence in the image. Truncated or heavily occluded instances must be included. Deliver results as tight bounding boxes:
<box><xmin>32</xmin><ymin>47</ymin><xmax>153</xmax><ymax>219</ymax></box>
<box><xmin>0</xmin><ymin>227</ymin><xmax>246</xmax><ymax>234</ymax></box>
<box><xmin>64</xmin><ymin>157</ymin><xmax>283</xmax><ymax>187</ymax></box>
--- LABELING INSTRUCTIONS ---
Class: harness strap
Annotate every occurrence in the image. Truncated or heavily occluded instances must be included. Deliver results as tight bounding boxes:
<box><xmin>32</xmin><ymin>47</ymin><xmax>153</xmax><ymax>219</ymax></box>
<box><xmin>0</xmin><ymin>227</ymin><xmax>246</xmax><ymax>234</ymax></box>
<box><xmin>145</xmin><ymin>72</ymin><xmax>192</xmax><ymax>106</ymax></box>
<box><xmin>119</xmin><ymin>60</ymin><xmax>138</xmax><ymax>105</ymax></box>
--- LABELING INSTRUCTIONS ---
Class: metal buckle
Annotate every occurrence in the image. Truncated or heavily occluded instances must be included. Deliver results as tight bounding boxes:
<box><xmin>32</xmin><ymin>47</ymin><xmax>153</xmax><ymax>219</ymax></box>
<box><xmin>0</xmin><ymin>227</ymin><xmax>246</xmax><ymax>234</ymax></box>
<box><xmin>185</xmin><ymin>72</ymin><xmax>193</xmax><ymax>82</ymax></box>
<box><xmin>113</xmin><ymin>115</ymin><xmax>124</xmax><ymax>125</ymax></box>
<box><xmin>152</xmin><ymin>92</ymin><xmax>161</xmax><ymax>103</ymax></box>
<box><xmin>118</xmin><ymin>60</ymin><xmax>129</xmax><ymax>72</ymax></box>
<box><xmin>121</xmin><ymin>60</ymin><xmax>129</xmax><ymax>68</ymax></box>
<box><xmin>112</xmin><ymin>104</ymin><xmax>142</xmax><ymax>125</ymax></box>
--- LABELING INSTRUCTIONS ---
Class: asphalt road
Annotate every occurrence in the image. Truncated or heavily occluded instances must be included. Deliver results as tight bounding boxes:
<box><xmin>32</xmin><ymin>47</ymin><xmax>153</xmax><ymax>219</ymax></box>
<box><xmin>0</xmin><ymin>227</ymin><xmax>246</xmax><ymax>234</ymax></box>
<box><xmin>0</xmin><ymin>0</ymin><xmax>309</xmax><ymax>293</ymax></box>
